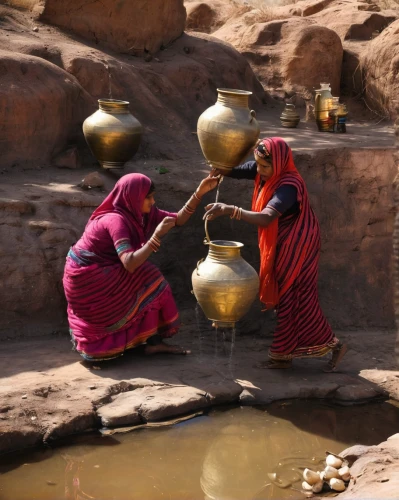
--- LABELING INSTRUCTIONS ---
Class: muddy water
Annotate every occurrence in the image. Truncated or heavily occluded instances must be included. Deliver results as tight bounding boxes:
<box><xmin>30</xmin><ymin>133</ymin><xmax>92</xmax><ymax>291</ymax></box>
<box><xmin>1</xmin><ymin>401</ymin><xmax>398</xmax><ymax>500</ymax></box>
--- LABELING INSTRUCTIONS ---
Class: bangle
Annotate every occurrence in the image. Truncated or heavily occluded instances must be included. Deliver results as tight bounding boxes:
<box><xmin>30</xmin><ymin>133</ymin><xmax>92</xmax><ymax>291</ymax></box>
<box><xmin>183</xmin><ymin>204</ymin><xmax>195</xmax><ymax>215</ymax></box>
<box><xmin>148</xmin><ymin>236</ymin><xmax>161</xmax><ymax>253</ymax></box>
<box><xmin>193</xmin><ymin>190</ymin><xmax>202</xmax><ymax>202</ymax></box>
<box><xmin>230</xmin><ymin>206</ymin><xmax>242</xmax><ymax>220</ymax></box>
<box><xmin>152</xmin><ymin>234</ymin><xmax>161</xmax><ymax>246</ymax></box>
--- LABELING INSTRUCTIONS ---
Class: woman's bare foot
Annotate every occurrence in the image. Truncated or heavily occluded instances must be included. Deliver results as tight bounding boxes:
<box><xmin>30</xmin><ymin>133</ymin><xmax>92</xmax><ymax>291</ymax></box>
<box><xmin>323</xmin><ymin>343</ymin><xmax>348</xmax><ymax>372</ymax></box>
<box><xmin>144</xmin><ymin>341</ymin><xmax>191</xmax><ymax>356</ymax></box>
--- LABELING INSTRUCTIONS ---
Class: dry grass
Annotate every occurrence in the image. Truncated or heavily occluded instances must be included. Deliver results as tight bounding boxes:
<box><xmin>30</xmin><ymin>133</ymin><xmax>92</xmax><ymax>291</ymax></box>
<box><xmin>229</xmin><ymin>0</ymin><xmax>297</xmax><ymax>23</ymax></box>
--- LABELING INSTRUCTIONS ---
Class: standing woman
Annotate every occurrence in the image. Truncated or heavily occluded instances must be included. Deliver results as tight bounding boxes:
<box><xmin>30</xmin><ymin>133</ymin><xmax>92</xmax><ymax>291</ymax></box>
<box><xmin>63</xmin><ymin>172</ymin><xmax>218</xmax><ymax>362</ymax></box>
<box><xmin>205</xmin><ymin>137</ymin><xmax>347</xmax><ymax>371</ymax></box>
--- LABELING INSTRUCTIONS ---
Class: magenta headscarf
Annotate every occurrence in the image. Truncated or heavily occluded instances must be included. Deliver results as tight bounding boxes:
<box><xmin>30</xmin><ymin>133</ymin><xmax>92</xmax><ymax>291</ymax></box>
<box><xmin>87</xmin><ymin>173</ymin><xmax>159</xmax><ymax>245</ymax></box>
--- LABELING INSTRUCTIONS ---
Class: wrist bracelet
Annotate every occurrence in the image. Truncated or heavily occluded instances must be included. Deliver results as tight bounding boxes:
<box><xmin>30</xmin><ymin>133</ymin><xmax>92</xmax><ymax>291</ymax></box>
<box><xmin>183</xmin><ymin>204</ymin><xmax>195</xmax><ymax>215</ymax></box>
<box><xmin>149</xmin><ymin>236</ymin><xmax>161</xmax><ymax>253</ymax></box>
<box><xmin>230</xmin><ymin>206</ymin><xmax>242</xmax><ymax>220</ymax></box>
<box><xmin>193</xmin><ymin>191</ymin><xmax>202</xmax><ymax>202</ymax></box>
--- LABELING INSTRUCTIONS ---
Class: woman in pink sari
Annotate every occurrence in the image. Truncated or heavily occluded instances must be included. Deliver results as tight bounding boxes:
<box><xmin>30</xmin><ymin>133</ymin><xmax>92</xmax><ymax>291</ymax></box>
<box><xmin>63</xmin><ymin>172</ymin><xmax>219</xmax><ymax>361</ymax></box>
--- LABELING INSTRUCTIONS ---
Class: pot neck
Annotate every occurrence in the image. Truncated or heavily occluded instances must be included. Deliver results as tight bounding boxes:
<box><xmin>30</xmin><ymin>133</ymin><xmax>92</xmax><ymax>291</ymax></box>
<box><xmin>217</xmin><ymin>89</ymin><xmax>251</xmax><ymax>109</ymax></box>
<box><xmin>99</xmin><ymin>99</ymin><xmax>130</xmax><ymax>114</ymax></box>
<box><xmin>208</xmin><ymin>241</ymin><xmax>243</xmax><ymax>261</ymax></box>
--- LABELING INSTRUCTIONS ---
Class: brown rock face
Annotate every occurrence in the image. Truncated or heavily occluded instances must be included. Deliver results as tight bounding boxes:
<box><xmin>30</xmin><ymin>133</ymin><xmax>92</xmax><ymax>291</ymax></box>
<box><xmin>214</xmin><ymin>17</ymin><xmax>343</xmax><ymax>96</ymax></box>
<box><xmin>361</xmin><ymin>19</ymin><xmax>399</xmax><ymax>119</ymax></box>
<box><xmin>0</xmin><ymin>50</ymin><xmax>93</xmax><ymax>166</ymax></box>
<box><xmin>339</xmin><ymin>435</ymin><xmax>399</xmax><ymax>499</ymax></box>
<box><xmin>3</xmin><ymin>0</ymin><xmax>187</xmax><ymax>56</ymax></box>
<box><xmin>311</xmin><ymin>5</ymin><xmax>396</xmax><ymax>40</ymax></box>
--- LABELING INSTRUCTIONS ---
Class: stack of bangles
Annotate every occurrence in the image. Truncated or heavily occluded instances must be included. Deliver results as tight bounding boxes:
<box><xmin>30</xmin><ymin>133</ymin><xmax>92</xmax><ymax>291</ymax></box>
<box><xmin>148</xmin><ymin>234</ymin><xmax>161</xmax><ymax>253</ymax></box>
<box><xmin>230</xmin><ymin>206</ymin><xmax>243</xmax><ymax>220</ymax></box>
<box><xmin>182</xmin><ymin>191</ymin><xmax>202</xmax><ymax>216</ymax></box>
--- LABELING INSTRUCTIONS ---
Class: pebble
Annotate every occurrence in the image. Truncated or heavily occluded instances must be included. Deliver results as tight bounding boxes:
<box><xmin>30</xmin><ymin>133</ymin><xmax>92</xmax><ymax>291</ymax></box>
<box><xmin>92</xmin><ymin>366</ymin><xmax>101</xmax><ymax>370</ymax></box>
<box><xmin>33</xmin><ymin>27</ymin><xmax>39</xmax><ymax>32</ymax></box>
<box><xmin>80</xmin><ymin>172</ymin><xmax>104</xmax><ymax>190</ymax></box>
<box><xmin>21</xmin><ymin>395</ymin><xmax>27</xmax><ymax>399</ymax></box>
<box><xmin>89</xmin><ymin>385</ymin><xmax>97</xmax><ymax>390</ymax></box>
<box><xmin>46</xmin><ymin>481</ymin><xmax>57</xmax><ymax>486</ymax></box>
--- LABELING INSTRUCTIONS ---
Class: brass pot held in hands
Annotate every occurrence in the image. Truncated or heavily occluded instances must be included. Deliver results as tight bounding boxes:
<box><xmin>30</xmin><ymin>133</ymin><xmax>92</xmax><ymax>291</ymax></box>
<box><xmin>192</xmin><ymin>220</ymin><xmax>259</xmax><ymax>328</ymax></box>
<box><xmin>197</xmin><ymin>88</ymin><xmax>260</xmax><ymax>173</ymax></box>
<box><xmin>83</xmin><ymin>99</ymin><xmax>143</xmax><ymax>169</ymax></box>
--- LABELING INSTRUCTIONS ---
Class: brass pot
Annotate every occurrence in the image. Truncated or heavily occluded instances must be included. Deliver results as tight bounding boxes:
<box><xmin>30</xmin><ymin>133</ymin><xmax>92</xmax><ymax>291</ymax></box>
<box><xmin>315</xmin><ymin>83</ymin><xmax>333</xmax><ymax>132</ymax></box>
<box><xmin>197</xmin><ymin>88</ymin><xmax>260</xmax><ymax>173</ymax></box>
<box><xmin>192</xmin><ymin>220</ymin><xmax>259</xmax><ymax>328</ymax></box>
<box><xmin>280</xmin><ymin>103</ymin><xmax>300</xmax><ymax>128</ymax></box>
<box><xmin>83</xmin><ymin>99</ymin><xmax>143</xmax><ymax>169</ymax></box>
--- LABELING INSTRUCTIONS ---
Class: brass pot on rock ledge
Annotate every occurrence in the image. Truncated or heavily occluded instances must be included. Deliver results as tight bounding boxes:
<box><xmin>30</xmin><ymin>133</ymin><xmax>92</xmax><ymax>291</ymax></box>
<box><xmin>192</xmin><ymin>220</ymin><xmax>259</xmax><ymax>328</ymax></box>
<box><xmin>197</xmin><ymin>88</ymin><xmax>260</xmax><ymax>173</ymax></box>
<box><xmin>83</xmin><ymin>99</ymin><xmax>143</xmax><ymax>169</ymax></box>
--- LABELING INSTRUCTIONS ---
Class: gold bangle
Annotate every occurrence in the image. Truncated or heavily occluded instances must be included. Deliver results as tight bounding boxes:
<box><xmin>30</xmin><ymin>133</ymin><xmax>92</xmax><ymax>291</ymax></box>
<box><xmin>193</xmin><ymin>191</ymin><xmax>202</xmax><ymax>202</ymax></box>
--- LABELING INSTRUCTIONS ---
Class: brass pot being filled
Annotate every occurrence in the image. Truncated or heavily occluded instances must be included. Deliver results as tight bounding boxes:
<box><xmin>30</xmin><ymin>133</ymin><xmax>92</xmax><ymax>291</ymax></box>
<box><xmin>197</xmin><ymin>88</ymin><xmax>260</xmax><ymax>173</ymax></box>
<box><xmin>83</xmin><ymin>99</ymin><xmax>143</xmax><ymax>169</ymax></box>
<box><xmin>191</xmin><ymin>220</ymin><xmax>259</xmax><ymax>328</ymax></box>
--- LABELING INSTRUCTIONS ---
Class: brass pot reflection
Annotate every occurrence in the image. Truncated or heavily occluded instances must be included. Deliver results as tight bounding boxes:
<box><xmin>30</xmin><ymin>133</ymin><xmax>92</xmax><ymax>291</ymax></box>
<box><xmin>191</xmin><ymin>220</ymin><xmax>259</xmax><ymax>328</ymax></box>
<box><xmin>83</xmin><ymin>99</ymin><xmax>143</xmax><ymax>169</ymax></box>
<box><xmin>197</xmin><ymin>88</ymin><xmax>260</xmax><ymax>173</ymax></box>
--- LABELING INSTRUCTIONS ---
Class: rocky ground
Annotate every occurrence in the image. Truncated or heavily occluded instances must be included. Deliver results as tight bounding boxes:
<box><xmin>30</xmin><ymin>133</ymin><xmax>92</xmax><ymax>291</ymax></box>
<box><xmin>0</xmin><ymin>311</ymin><xmax>398</xmax><ymax>453</ymax></box>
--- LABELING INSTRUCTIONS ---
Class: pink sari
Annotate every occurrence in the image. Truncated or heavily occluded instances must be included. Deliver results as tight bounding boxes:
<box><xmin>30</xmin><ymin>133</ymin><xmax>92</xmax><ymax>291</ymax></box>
<box><xmin>63</xmin><ymin>174</ymin><xmax>180</xmax><ymax>361</ymax></box>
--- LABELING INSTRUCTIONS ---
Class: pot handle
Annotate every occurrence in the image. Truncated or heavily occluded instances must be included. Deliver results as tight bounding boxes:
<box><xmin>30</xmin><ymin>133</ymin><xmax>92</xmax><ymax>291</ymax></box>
<box><xmin>196</xmin><ymin>257</ymin><xmax>205</xmax><ymax>275</ymax></box>
<box><xmin>204</xmin><ymin>217</ymin><xmax>211</xmax><ymax>245</ymax></box>
<box><xmin>249</xmin><ymin>110</ymin><xmax>256</xmax><ymax>123</ymax></box>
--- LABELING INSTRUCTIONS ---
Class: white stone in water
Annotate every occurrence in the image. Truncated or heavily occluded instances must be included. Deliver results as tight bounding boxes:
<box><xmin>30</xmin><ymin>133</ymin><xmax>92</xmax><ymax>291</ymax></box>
<box><xmin>324</xmin><ymin>465</ymin><xmax>340</xmax><ymax>480</ymax></box>
<box><xmin>326</xmin><ymin>454</ymin><xmax>343</xmax><ymax>468</ymax></box>
<box><xmin>312</xmin><ymin>481</ymin><xmax>324</xmax><ymax>493</ymax></box>
<box><xmin>330</xmin><ymin>478</ymin><xmax>346</xmax><ymax>491</ymax></box>
<box><xmin>303</xmin><ymin>468</ymin><xmax>320</xmax><ymax>485</ymax></box>
<box><xmin>319</xmin><ymin>470</ymin><xmax>326</xmax><ymax>481</ymax></box>
<box><xmin>302</xmin><ymin>481</ymin><xmax>313</xmax><ymax>491</ymax></box>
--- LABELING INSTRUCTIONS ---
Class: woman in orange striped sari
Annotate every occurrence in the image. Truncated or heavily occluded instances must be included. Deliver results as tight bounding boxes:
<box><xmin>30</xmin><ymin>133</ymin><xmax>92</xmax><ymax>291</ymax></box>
<box><xmin>205</xmin><ymin>137</ymin><xmax>347</xmax><ymax>371</ymax></box>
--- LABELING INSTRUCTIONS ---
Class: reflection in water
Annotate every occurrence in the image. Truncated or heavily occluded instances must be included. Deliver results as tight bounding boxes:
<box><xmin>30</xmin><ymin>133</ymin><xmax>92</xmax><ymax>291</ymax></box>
<box><xmin>0</xmin><ymin>402</ymin><xmax>398</xmax><ymax>500</ymax></box>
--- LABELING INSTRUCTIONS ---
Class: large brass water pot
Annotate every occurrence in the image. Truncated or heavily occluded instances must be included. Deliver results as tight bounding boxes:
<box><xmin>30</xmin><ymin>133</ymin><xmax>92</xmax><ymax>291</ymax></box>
<box><xmin>197</xmin><ymin>88</ymin><xmax>260</xmax><ymax>173</ymax></box>
<box><xmin>83</xmin><ymin>99</ymin><xmax>143</xmax><ymax>169</ymax></box>
<box><xmin>192</xmin><ymin>221</ymin><xmax>259</xmax><ymax>328</ymax></box>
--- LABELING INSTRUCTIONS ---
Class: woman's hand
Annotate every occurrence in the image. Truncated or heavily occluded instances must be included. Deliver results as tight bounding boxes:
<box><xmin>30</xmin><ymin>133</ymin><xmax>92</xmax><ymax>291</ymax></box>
<box><xmin>196</xmin><ymin>174</ymin><xmax>221</xmax><ymax>198</ymax></box>
<box><xmin>154</xmin><ymin>216</ymin><xmax>176</xmax><ymax>238</ymax></box>
<box><xmin>209</xmin><ymin>167</ymin><xmax>227</xmax><ymax>178</ymax></box>
<box><xmin>203</xmin><ymin>203</ymin><xmax>231</xmax><ymax>221</ymax></box>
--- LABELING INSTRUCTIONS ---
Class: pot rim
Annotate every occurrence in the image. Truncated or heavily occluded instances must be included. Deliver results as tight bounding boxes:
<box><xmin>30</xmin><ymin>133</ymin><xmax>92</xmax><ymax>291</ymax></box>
<box><xmin>98</xmin><ymin>98</ymin><xmax>130</xmax><ymax>105</ymax></box>
<box><xmin>209</xmin><ymin>240</ymin><xmax>244</xmax><ymax>248</ymax></box>
<box><xmin>217</xmin><ymin>88</ymin><xmax>253</xmax><ymax>96</ymax></box>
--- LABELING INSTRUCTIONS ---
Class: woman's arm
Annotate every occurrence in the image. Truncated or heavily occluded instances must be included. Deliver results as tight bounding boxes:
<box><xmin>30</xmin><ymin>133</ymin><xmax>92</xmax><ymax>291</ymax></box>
<box><xmin>121</xmin><ymin>217</ymin><xmax>176</xmax><ymax>273</ymax></box>
<box><xmin>175</xmin><ymin>174</ymin><xmax>220</xmax><ymax>226</ymax></box>
<box><xmin>204</xmin><ymin>204</ymin><xmax>279</xmax><ymax>227</ymax></box>
<box><xmin>211</xmin><ymin>161</ymin><xmax>258</xmax><ymax>180</ymax></box>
